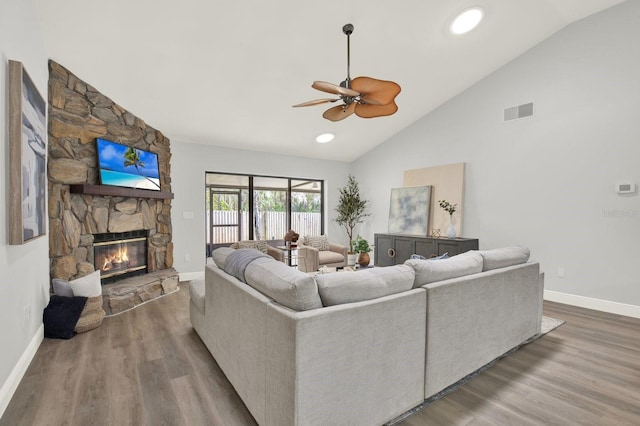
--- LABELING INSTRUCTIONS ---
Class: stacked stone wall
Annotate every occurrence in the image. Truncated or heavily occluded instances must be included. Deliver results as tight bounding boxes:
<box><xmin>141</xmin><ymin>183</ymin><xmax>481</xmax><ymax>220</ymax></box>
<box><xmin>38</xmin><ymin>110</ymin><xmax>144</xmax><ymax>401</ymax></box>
<box><xmin>47</xmin><ymin>60</ymin><xmax>173</xmax><ymax>281</ymax></box>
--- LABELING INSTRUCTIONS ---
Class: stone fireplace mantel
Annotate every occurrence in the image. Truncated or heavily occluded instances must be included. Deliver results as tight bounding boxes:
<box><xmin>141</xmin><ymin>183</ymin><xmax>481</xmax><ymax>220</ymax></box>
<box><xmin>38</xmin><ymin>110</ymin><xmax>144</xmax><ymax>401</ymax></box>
<box><xmin>70</xmin><ymin>184</ymin><xmax>174</xmax><ymax>200</ymax></box>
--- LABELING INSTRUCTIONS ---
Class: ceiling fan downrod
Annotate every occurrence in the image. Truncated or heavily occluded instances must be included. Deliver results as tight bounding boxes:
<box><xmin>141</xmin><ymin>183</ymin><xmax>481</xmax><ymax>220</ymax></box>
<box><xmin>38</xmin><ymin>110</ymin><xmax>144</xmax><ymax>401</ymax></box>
<box><xmin>342</xmin><ymin>23</ymin><xmax>354</xmax><ymax>91</ymax></box>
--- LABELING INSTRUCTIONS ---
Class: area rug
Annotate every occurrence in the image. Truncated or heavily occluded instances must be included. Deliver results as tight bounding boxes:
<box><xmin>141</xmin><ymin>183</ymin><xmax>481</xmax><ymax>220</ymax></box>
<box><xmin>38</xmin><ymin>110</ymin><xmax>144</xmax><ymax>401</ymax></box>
<box><xmin>385</xmin><ymin>316</ymin><xmax>565</xmax><ymax>425</ymax></box>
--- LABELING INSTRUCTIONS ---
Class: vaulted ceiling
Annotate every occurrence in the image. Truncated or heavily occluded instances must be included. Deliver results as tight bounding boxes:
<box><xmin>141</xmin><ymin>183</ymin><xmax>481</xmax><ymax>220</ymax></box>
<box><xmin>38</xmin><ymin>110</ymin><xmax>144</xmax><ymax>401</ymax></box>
<box><xmin>36</xmin><ymin>0</ymin><xmax>626</xmax><ymax>162</ymax></box>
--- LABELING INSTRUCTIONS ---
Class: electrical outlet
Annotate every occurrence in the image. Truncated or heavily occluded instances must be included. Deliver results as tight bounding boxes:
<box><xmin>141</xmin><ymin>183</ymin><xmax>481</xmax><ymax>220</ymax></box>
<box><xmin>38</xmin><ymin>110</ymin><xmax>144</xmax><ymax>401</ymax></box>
<box><xmin>24</xmin><ymin>304</ymin><xmax>31</xmax><ymax>323</ymax></box>
<box><xmin>184</xmin><ymin>254</ymin><xmax>191</xmax><ymax>262</ymax></box>
<box><xmin>557</xmin><ymin>267</ymin><xmax>565</xmax><ymax>278</ymax></box>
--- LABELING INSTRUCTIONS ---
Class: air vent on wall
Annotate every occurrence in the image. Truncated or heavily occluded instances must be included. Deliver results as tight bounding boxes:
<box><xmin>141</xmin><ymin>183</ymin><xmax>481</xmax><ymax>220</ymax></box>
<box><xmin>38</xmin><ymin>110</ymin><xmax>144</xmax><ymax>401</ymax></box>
<box><xmin>504</xmin><ymin>102</ymin><xmax>534</xmax><ymax>121</ymax></box>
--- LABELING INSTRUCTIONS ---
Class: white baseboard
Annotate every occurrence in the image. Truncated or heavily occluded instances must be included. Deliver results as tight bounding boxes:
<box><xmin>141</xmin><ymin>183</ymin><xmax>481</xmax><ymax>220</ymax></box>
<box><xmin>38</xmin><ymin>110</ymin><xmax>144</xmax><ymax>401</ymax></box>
<box><xmin>0</xmin><ymin>324</ymin><xmax>44</xmax><ymax>418</ymax></box>
<box><xmin>544</xmin><ymin>290</ymin><xmax>640</xmax><ymax>319</ymax></box>
<box><xmin>179</xmin><ymin>271</ymin><xmax>204</xmax><ymax>282</ymax></box>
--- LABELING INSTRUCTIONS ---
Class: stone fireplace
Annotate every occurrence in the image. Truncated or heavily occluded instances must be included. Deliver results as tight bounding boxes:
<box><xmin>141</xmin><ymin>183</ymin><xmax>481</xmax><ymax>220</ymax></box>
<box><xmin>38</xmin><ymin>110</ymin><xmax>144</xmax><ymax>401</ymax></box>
<box><xmin>47</xmin><ymin>60</ymin><xmax>178</xmax><ymax>315</ymax></box>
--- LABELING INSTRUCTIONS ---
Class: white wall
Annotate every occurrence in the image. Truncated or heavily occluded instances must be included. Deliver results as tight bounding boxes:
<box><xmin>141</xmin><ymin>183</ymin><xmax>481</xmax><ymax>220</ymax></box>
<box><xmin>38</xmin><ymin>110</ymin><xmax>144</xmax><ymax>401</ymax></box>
<box><xmin>352</xmin><ymin>1</ymin><xmax>640</xmax><ymax>310</ymax></box>
<box><xmin>0</xmin><ymin>0</ymin><xmax>50</xmax><ymax>415</ymax></box>
<box><xmin>171</xmin><ymin>141</ymin><xmax>351</xmax><ymax>278</ymax></box>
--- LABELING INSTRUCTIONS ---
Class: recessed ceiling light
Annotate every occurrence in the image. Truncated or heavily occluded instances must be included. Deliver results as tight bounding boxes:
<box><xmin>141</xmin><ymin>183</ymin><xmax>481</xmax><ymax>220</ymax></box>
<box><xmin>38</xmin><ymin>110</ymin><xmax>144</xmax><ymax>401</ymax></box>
<box><xmin>316</xmin><ymin>133</ymin><xmax>335</xmax><ymax>143</ymax></box>
<box><xmin>450</xmin><ymin>7</ymin><xmax>484</xmax><ymax>35</ymax></box>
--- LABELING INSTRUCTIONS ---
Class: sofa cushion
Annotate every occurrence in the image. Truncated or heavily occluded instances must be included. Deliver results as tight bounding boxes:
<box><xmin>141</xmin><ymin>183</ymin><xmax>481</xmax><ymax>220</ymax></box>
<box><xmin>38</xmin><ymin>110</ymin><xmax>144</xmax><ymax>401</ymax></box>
<box><xmin>190</xmin><ymin>279</ymin><xmax>206</xmax><ymax>314</ymax></box>
<box><xmin>318</xmin><ymin>250</ymin><xmax>345</xmax><ymax>265</ymax></box>
<box><xmin>304</xmin><ymin>235</ymin><xmax>330</xmax><ymax>251</ymax></box>
<box><xmin>405</xmin><ymin>251</ymin><xmax>483</xmax><ymax>287</ymax></box>
<box><xmin>480</xmin><ymin>246</ymin><xmax>530</xmax><ymax>271</ymax></box>
<box><xmin>315</xmin><ymin>265</ymin><xmax>415</xmax><ymax>307</ymax></box>
<box><xmin>244</xmin><ymin>257</ymin><xmax>322</xmax><ymax>311</ymax></box>
<box><xmin>211</xmin><ymin>247</ymin><xmax>235</xmax><ymax>269</ymax></box>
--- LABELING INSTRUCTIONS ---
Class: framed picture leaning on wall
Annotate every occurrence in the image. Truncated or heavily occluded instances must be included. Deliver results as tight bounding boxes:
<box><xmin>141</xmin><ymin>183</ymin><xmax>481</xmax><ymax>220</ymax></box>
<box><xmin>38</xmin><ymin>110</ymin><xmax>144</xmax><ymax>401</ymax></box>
<box><xmin>388</xmin><ymin>185</ymin><xmax>432</xmax><ymax>235</ymax></box>
<box><xmin>8</xmin><ymin>60</ymin><xmax>47</xmax><ymax>244</ymax></box>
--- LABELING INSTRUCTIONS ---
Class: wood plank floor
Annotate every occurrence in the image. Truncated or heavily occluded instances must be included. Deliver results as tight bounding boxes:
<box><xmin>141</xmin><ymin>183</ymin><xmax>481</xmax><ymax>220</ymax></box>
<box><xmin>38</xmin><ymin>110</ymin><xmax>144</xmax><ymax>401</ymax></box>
<box><xmin>2</xmin><ymin>284</ymin><xmax>639</xmax><ymax>425</ymax></box>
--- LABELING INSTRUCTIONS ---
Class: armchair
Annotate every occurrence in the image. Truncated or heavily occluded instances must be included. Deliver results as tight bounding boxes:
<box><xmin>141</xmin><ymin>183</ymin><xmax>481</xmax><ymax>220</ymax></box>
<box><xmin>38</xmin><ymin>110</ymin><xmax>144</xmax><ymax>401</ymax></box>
<box><xmin>229</xmin><ymin>240</ymin><xmax>285</xmax><ymax>263</ymax></box>
<box><xmin>297</xmin><ymin>236</ymin><xmax>348</xmax><ymax>272</ymax></box>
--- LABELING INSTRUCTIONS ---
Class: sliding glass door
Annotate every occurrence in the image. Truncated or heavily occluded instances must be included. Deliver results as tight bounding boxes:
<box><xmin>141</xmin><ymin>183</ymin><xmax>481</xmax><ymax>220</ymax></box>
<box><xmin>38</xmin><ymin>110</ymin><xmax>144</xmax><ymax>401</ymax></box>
<box><xmin>291</xmin><ymin>179</ymin><xmax>322</xmax><ymax>237</ymax></box>
<box><xmin>205</xmin><ymin>174</ymin><xmax>249</xmax><ymax>256</ymax></box>
<box><xmin>205</xmin><ymin>172</ymin><xmax>323</xmax><ymax>256</ymax></box>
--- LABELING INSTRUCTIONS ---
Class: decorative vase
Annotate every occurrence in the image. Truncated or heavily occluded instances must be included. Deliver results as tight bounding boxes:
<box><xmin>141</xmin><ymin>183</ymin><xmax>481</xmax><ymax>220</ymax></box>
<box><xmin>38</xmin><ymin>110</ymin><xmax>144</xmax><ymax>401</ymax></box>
<box><xmin>446</xmin><ymin>214</ymin><xmax>456</xmax><ymax>239</ymax></box>
<box><xmin>357</xmin><ymin>252</ymin><xmax>370</xmax><ymax>267</ymax></box>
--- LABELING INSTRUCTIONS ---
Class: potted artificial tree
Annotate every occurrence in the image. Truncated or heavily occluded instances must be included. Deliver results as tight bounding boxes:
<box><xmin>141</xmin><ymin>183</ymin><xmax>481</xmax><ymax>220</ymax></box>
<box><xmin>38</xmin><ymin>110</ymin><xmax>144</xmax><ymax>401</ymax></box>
<box><xmin>334</xmin><ymin>174</ymin><xmax>370</xmax><ymax>265</ymax></box>
<box><xmin>353</xmin><ymin>235</ymin><xmax>372</xmax><ymax>267</ymax></box>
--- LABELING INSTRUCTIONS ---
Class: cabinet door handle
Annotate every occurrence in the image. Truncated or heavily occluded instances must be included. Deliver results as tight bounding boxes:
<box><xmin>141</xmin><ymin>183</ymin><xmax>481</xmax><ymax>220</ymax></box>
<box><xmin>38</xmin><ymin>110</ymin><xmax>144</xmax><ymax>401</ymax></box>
<box><xmin>388</xmin><ymin>248</ymin><xmax>396</xmax><ymax>258</ymax></box>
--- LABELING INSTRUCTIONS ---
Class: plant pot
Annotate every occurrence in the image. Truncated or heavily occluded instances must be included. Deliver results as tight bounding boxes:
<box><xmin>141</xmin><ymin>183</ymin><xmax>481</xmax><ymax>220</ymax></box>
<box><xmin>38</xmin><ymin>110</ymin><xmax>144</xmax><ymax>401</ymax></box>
<box><xmin>357</xmin><ymin>252</ymin><xmax>370</xmax><ymax>267</ymax></box>
<box><xmin>347</xmin><ymin>253</ymin><xmax>358</xmax><ymax>266</ymax></box>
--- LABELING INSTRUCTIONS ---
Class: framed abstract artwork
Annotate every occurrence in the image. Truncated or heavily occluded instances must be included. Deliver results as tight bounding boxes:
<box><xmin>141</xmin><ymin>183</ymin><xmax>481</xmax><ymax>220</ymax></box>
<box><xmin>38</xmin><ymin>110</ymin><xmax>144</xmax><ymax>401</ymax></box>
<box><xmin>388</xmin><ymin>186</ymin><xmax>432</xmax><ymax>235</ymax></box>
<box><xmin>9</xmin><ymin>60</ymin><xmax>47</xmax><ymax>244</ymax></box>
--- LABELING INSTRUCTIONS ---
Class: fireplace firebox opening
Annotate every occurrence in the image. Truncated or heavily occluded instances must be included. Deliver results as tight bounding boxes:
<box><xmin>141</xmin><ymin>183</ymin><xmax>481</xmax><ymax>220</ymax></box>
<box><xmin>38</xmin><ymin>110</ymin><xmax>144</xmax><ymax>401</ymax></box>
<box><xmin>94</xmin><ymin>230</ymin><xmax>148</xmax><ymax>284</ymax></box>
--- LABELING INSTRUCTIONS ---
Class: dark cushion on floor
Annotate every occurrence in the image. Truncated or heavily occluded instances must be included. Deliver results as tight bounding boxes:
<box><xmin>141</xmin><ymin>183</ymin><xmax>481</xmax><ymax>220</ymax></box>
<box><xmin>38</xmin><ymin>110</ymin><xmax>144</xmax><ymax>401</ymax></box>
<box><xmin>43</xmin><ymin>295</ymin><xmax>87</xmax><ymax>339</ymax></box>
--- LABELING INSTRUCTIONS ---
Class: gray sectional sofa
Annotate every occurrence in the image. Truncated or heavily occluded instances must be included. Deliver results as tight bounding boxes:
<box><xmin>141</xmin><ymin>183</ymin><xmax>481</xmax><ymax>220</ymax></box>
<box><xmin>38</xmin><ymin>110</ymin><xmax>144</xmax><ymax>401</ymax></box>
<box><xmin>190</xmin><ymin>246</ymin><xmax>544</xmax><ymax>426</ymax></box>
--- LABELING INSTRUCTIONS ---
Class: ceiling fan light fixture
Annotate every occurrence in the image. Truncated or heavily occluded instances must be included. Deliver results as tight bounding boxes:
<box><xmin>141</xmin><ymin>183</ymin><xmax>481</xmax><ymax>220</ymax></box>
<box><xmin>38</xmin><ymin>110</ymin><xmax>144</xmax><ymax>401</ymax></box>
<box><xmin>316</xmin><ymin>133</ymin><xmax>335</xmax><ymax>143</ymax></box>
<box><xmin>450</xmin><ymin>7</ymin><xmax>484</xmax><ymax>35</ymax></box>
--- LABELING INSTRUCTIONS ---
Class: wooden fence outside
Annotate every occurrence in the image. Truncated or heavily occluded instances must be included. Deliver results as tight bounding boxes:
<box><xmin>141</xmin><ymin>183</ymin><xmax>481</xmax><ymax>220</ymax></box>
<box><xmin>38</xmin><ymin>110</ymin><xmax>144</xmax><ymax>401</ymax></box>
<box><xmin>206</xmin><ymin>211</ymin><xmax>321</xmax><ymax>244</ymax></box>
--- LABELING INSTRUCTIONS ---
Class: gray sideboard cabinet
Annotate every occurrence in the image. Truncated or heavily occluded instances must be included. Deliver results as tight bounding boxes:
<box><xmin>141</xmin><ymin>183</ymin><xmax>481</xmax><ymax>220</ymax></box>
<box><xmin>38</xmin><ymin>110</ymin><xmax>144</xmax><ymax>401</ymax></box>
<box><xmin>374</xmin><ymin>233</ymin><xmax>479</xmax><ymax>267</ymax></box>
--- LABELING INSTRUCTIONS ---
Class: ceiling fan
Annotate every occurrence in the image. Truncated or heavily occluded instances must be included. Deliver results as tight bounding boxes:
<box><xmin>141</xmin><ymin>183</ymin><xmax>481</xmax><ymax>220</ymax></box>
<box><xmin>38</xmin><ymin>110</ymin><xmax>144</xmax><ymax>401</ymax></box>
<box><xmin>293</xmin><ymin>23</ymin><xmax>401</xmax><ymax>122</ymax></box>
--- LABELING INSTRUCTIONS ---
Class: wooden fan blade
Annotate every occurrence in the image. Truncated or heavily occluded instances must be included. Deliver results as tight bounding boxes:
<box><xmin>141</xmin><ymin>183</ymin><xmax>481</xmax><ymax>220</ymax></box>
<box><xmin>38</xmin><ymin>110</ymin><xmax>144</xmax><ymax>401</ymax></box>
<box><xmin>354</xmin><ymin>101</ymin><xmax>398</xmax><ymax>119</ymax></box>
<box><xmin>323</xmin><ymin>103</ymin><xmax>356</xmax><ymax>122</ymax></box>
<box><xmin>351</xmin><ymin>76</ymin><xmax>401</xmax><ymax>106</ymax></box>
<box><xmin>293</xmin><ymin>98</ymin><xmax>338</xmax><ymax>107</ymax></box>
<box><xmin>312</xmin><ymin>81</ymin><xmax>360</xmax><ymax>97</ymax></box>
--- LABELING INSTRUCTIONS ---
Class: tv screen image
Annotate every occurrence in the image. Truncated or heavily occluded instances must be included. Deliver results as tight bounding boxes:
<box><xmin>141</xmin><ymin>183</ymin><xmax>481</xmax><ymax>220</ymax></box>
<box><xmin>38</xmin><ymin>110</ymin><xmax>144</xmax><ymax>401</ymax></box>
<box><xmin>96</xmin><ymin>138</ymin><xmax>161</xmax><ymax>191</ymax></box>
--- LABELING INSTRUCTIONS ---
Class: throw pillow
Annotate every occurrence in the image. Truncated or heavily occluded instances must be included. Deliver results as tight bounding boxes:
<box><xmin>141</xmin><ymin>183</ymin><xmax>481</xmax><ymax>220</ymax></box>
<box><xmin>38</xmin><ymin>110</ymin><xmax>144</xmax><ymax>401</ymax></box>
<box><xmin>68</xmin><ymin>270</ymin><xmax>102</xmax><ymax>298</ymax></box>
<box><xmin>432</xmin><ymin>252</ymin><xmax>449</xmax><ymax>260</ymax></box>
<box><xmin>304</xmin><ymin>235</ymin><xmax>330</xmax><ymax>251</ymax></box>
<box><xmin>237</xmin><ymin>240</ymin><xmax>268</xmax><ymax>254</ymax></box>
<box><xmin>52</xmin><ymin>278</ymin><xmax>74</xmax><ymax>297</ymax></box>
<box><xmin>410</xmin><ymin>253</ymin><xmax>449</xmax><ymax>260</ymax></box>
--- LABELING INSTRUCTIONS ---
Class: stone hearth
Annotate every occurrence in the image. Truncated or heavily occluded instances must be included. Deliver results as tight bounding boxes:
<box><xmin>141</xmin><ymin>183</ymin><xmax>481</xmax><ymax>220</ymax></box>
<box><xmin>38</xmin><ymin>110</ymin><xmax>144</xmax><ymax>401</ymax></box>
<box><xmin>102</xmin><ymin>268</ymin><xmax>179</xmax><ymax>315</ymax></box>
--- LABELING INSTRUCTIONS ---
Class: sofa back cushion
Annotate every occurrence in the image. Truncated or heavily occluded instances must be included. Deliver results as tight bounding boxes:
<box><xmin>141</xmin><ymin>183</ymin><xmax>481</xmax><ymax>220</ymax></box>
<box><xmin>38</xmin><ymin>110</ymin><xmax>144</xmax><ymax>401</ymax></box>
<box><xmin>244</xmin><ymin>257</ymin><xmax>323</xmax><ymax>311</ymax></box>
<box><xmin>405</xmin><ymin>251</ymin><xmax>483</xmax><ymax>287</ymax></box>
<box><xmin>315</xmin><ymin>265</ymin><xmax>415</xmax><ymax>307</ymax></box>
<box><xmin>480</xmin><ymin>246</ymin><xmax>530</xmax><ymax>271</ymax></box>
<box><xmin>211</xmin><ymin>247</ymin><xmax>235</xmax><ymax>270</ymax></box>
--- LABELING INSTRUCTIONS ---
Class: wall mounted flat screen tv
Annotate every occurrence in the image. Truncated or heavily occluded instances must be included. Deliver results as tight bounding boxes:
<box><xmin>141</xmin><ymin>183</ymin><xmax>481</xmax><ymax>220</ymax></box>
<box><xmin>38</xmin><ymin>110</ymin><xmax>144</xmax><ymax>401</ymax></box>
<box><xmin>96</xmin><ymin>138</ymin><xmax>161</xmax><ymax>191</ymax></box>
